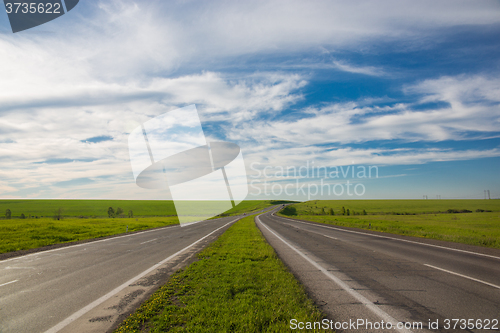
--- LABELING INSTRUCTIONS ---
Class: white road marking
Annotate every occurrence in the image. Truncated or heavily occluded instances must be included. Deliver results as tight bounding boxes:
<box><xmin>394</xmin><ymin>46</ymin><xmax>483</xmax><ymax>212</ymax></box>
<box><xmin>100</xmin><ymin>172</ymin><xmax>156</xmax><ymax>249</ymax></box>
<box><xmin>257</xmin><ymin>215</ymin><xmax>413</xmax><ymax>333</ymax></box>
<box><xmin>324</xmin><ymin>235</ymin><xmax>338</xmax><ymax>240</ymax></box>
<box><xmin>0</xmin><ymin>280</ymin><xmax>18</xmax><ymax>287</ymax></box>
<box><xmin>290</xmin><ymin>224</ymin><xmax>338</xmax><ymax>240</ymax></box>
<box><xmin>43</xmin><ymin>218</ymin><xmax>239</xmax><ymax>333</ymax></box>
<box><xmin>140</xmin><ymin>238</ymin><xmax>158</xmax><ymax>245</ymax></box>
<box><xmin>272</xmin><ymin>213</ymin><xmax>500</xmax><ymax>260</ymax></box>
<box><xmin>424</xmin><ymin>264</ymin><xmax>500</xmax><ymax>290</ymax></box>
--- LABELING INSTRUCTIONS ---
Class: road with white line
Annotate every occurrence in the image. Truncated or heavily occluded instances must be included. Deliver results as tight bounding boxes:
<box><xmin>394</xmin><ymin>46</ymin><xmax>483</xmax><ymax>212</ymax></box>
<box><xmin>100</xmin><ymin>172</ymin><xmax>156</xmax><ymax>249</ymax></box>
<box><xmin>257</xmin><ymin>209</ymin><xmax>500</xmax><ymax>332</ymax></box>
<box><xmin>0</xmin><ymin>216</ymin><xmax>238</xmax><ymax>333</ymax></box>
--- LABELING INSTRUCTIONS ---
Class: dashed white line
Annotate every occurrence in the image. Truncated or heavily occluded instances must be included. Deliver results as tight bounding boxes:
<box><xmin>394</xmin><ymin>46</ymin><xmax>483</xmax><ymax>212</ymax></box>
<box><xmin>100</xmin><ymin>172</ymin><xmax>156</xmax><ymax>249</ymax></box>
<box><xmin>272</xmin><ymin>213</ymin><xmax>500</xmax><ymax>260</ymax></box>
<box><xmin>257</xmin><ymin>215</ymin><xmax>413</xmax><ymax>333</ymax></box>
<box><xmin>140</xmin><ymin>238</ymin><xmax>158</xmax><ymax>245</ymax></box>
<box><xmin>424</xmin><ymin>264</ymin><xmax>500</xmax><ymax>290</ymax></box>
<box><xmin>0</xmin><ymin>280</ymin><xmax>18</xmax><ymax>288</ymax></box>
<box><xmin>289</xmin><ymin>224</ymin><xmax>338</xmax><ymax>240</ymax></box>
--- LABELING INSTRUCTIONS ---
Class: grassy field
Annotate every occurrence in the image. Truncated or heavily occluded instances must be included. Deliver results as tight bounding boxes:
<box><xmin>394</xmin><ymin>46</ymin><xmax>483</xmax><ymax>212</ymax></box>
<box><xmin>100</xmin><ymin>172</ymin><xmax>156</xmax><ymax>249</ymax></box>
<box><xmin>0</xmin><ymin>199</ymin><xmax>284</xmax><ymax>219</ymax></box>
<box><xmin>0</xmin><ymin>200</ymin><xmax>282</xmax><ymax>254</ymax></box>
<box><xmin>279</xmin><ymin>200</ymin><xmax>500</xmax><ymax>249</ymax></box>
<box><xmin>293</xmin><ymin>199</ymin><xmax>500</xmax><ymax>215</ymax></box>
<box><xmin>0</xmin><ymin>216</ymin><xmax>179</xmax><ymax>254</ymax></box>
<box><xmin>114</xmin><ymin>215</ymin><xmax>327</xmax><ymax>333</ymax></box>
<box><xmin>0</xmin><ymin>200</ymin><xmax>177</xmax><ymax>218</ymax></box>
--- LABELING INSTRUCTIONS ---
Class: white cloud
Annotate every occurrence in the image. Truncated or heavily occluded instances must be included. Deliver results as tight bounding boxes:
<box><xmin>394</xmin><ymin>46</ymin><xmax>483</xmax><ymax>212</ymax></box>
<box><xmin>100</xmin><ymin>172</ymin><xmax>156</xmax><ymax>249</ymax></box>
<box><xmin>0</xmin><ymin>70</ymin><xmax>305</xmax><ymax>198</ymax></box>
<box><xmin>230</xmin><ymin>75</ymin><xmax>500</xmax><ymax>148</ymax></box>
<box><xmin>0</xmin><ymin>1</ymin><xmax>499</xmax><ymax>198</ymax></box>
<box><xmin>331</xmin><ymin>61</ymin><xmax>386</xmax><ymax>76</ymax></box>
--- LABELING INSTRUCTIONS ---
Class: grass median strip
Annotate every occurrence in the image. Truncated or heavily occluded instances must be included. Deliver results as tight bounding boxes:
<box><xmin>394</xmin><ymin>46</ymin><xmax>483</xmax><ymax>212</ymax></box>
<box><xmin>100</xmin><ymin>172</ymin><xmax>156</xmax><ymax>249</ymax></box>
<box><xmin>114</xmin><ymin>215</ymin><xmax>327</xmax><ymax>332</ymax></box>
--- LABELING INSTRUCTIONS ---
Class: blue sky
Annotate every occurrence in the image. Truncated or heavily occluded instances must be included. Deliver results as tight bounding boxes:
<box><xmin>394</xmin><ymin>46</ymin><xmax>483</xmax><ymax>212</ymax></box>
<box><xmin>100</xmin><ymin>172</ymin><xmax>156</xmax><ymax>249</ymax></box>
<box><xmin>0</xmin><ymin>0</ymin><xmax>499</xmax><ymax>200</ymax></box>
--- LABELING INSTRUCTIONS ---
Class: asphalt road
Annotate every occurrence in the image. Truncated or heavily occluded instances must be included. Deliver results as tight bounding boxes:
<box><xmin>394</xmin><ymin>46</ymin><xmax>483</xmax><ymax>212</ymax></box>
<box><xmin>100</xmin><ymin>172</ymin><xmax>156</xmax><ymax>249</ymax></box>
<box><xmin>257</xmin><ymin>210</ymin><xmax>500</xmax><ymax>332</ymax></box>
<box><xmin>0</xmin><ymin>216</ymin><xmax>239</xmax><ymax>333</ymax></box>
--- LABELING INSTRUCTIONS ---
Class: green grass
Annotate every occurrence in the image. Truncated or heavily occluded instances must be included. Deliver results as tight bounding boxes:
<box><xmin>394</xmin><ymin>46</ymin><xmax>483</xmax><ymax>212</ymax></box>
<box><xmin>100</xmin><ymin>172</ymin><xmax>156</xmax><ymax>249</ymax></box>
<box><xmin>0</xmin><ymin>200</ymin><xmax>178</xmax><ymax>218</ymax></box>
<box><xmin>0</xmin><ymin>200</ymin><xmax>284</xmax><ymax>254</ymax></box>
<box><xmin>294</xmin><ymin>199</ymin><xmax>500</xmax><ymax>215</ymax></box>
<box><xmin>279</xmin><ymin>200</ymin><xmax>500</xmax><ymax>249</ymax></box>
<box><xmin>0</xmin><ymin>199</ymin><xmax>281</xmax><ymax>219</ymax></box>
<box><xmin>0</xmin><ymin>216</ymin><xmax>179</xmax><ymax>254</ymax></box>
<box><xmin>113</xmin><ymin>215</ymin><xmax>327</xmax><ymax>333</ymax></box>
<box><xmin>216</xmin><ymin>200</ymin><xmax>296</xmax><ymax>217</ymax></box>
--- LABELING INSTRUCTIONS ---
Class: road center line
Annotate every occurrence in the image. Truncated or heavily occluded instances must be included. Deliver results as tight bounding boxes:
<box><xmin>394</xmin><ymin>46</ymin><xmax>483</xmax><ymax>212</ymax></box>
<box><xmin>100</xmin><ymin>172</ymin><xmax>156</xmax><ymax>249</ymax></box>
<box><xmin>272</xmin><ymin>213</ymin><xmax>500</xmax><ymax>260</ymax></box>
<box><xmin>288</xmin><ymin>223</ymin><xmax>338</xmax><ymax>240</ymax></box>
<box><xmin>424</xmin><ymin>264</ymin><xmax>500</xmax><ymax>290</ymax></box>
<box><xmin>140</xmin><ymin>238</ymin><xmax>158</xmax><ymax>245</ymax></box>
<box><xmin>44</xmin><ymin>218</ymin><xmax>239</xmax><ymax>333</ymax></box>
<box><xmin>257</xmin><ymin>215</ymin><xmax>413</xmax><ymax>333</ymax></box>
<box><xmin>0</xmin><ymin>280</ymin><xmax>18</xmax><ymax>287</ymax></box>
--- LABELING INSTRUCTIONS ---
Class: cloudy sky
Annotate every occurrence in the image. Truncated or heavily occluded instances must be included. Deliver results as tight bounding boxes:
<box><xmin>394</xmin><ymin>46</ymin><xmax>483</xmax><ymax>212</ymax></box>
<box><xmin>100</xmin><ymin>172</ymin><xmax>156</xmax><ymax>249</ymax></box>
<box><xmin>0</xmin><ymin>0</ymin><xmax>499</xmax><ymax>200</ymax></box>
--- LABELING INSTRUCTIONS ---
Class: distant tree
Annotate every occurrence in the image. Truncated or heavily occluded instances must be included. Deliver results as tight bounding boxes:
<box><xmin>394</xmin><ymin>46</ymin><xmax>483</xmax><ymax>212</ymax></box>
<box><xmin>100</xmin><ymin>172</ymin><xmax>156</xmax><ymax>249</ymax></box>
<box><xmin>116</xmin><ymin>207</ymin><xmax>124</xmax><ymax>217</ymax></box>
<box><xmin>5</xmin><ymin>209</ymin><xmax>11</xmax><ymax>219</ymax></box>
<box><xmin>363</xmin><ymin>209</ymin><xmax>367</xmax><ymax>215</ymax></box>
<box><xmin>329</xmin><ymin>208</ymin><xmax>334</xmax><ymax>215</ymax></box>
<box><xmin>128</xmin><ymin>210</ymin><xmax>133</xmax><ymax>218</ymax></box>
<box><xmin>53</xmin><ymin>208</ymin><xmax>63</xmax><ymax>220</ymax></box>
<box><xmin>341</xmin><ymin>206</ymin><xmax>345</xmax><ymax>215</ymax></box>
<box><xmin>321</xmin><ymin>208</ymin><xmax>325</xmax><ymax>215</ymax></box>
<box><xmin>346</xmin><ymin>209</ymin><xmax>350</xmax><ymax>216</ymax></box>
<box><xmin>108</xmin><ymin>207</ymin><xmax>115</xmax><ymax>218</ymax></box>
<box><xmin>20</xmin><ymin>213</ymin><xmax>25</xmax><ymax>219</ymax></box>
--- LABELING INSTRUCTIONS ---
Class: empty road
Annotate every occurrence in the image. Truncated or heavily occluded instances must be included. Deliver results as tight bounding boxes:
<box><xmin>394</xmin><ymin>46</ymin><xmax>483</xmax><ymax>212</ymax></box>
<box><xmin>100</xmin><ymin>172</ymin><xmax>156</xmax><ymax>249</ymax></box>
<box><xmin>257</xmin><ymin>210</ymin><xmax>500</xmax><ymax>332</ymax></box>
<box><xmin>0</xmin><ymin>216</ymin><xmax>239</xmax><ymax>333</ymax></box>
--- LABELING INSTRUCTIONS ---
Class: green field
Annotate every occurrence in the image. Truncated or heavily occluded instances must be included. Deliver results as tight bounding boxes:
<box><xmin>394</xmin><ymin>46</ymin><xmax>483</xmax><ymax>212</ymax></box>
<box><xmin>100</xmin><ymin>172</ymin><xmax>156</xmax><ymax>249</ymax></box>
<box><xmin>0</xmin><ymin>216</ymin><xmax>179</xmax><ymax>254</ymax></box>
<box><xmin>0</xmin><ymin>199</ymin><xmax>283</xmax><ymax>219</ymax></box>
<box><xmin>114</xmin><ymin>215</ymin><xmax>326</xmax><ymax>333</ymax></box>
<box><xmin>293</xmin><ymin>199</ymin><xmax>500</xmax><ymax>215</ymax></box>
<box><xmin>0</xmin><ymin>200</ymin><xmax>177</xmax><ymax>218</ymax></box>
<box><xmin>279</xmin><ymin>200</ymin><xmax>500</xmax><ymax>249</ymax></box>
<box><xmin>0</xmin><ymin>200</ymin><xmax>280</xmax><ymax>254</ymax></box>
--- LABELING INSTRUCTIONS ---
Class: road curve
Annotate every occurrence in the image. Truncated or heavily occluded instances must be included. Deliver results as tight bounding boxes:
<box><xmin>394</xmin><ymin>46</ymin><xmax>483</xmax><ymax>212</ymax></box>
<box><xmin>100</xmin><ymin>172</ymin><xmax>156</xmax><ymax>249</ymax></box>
<box><xmin>257</xmin><ymin>209</ymin><xmax>500</xmax><ymax>333</ymax></box>
<box><xmin>0</xmin><ymin>216</ymin><xmax>239</xmax><ymax>333</ymax></box>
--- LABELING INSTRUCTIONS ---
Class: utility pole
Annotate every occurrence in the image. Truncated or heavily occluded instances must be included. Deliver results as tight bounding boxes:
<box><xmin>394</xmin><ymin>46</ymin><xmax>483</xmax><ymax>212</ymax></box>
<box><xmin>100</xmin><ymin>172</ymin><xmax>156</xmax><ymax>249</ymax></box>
<box><xmin>488</xmin><ymin>190</ymin><xmax>491</xmax><ymax>199</ymax></box>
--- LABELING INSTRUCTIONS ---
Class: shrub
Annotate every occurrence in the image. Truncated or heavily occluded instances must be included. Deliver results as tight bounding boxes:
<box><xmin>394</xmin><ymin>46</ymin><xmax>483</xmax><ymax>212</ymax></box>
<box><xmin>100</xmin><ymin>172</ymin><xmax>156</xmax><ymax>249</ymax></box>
<box><xmin>281</xmin><ymin>206</ymin><xmax>297</xmax><ymax>216</ymax></box>
<box><xmin>329</xmin><ymin>208</ymin><xmax>334</xmax><ymax>215</ymax></box>
<box><xmin>5</xmin><ymin>209</ymin><xmax>11</xmax><ymax>219</ymax></box>
<box><xmin>53</xmin><ymin>208</ymin><xmax>63</xmax><ymax>220</ymax></box>
<box><xmin>116</xmin><ymin>207</ymin><xmax>124</xmax><ymax>217</ymax></box>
